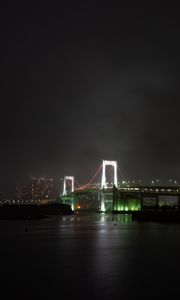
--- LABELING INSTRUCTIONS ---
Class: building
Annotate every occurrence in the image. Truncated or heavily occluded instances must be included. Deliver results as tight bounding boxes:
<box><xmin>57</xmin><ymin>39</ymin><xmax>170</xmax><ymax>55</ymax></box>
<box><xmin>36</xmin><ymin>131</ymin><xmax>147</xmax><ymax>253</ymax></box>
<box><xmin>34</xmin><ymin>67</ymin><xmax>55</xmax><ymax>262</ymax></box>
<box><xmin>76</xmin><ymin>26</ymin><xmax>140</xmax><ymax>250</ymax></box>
<box><xmin>31</xmin><ymin>178</ymin><xmax>54</xmax><ymax>204</ymax></box>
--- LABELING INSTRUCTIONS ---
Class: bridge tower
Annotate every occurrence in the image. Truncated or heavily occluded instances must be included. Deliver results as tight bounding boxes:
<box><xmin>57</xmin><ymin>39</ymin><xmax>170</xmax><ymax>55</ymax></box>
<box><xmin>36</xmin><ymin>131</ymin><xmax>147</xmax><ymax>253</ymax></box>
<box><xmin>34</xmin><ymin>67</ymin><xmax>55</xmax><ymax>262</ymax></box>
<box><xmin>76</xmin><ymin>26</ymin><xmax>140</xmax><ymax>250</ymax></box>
<box><xmin>101</xmin><ymin>160</ymin><xmax>118</xmax><ymax>189</ymax></box>
<box><xmin>63</xmin><ymin>176</ymin><xmax>75</xmax><ymax>196</ymax></box>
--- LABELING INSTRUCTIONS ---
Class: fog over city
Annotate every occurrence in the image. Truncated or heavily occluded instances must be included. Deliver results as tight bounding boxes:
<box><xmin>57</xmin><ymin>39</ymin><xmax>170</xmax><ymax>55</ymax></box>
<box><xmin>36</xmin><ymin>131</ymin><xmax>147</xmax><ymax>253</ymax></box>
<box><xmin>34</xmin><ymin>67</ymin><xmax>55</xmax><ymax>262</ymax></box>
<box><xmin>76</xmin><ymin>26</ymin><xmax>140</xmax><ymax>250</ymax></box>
<box><xmin>1</xmin><ymin>2</ymin><xmax>180</xmax><ymax>191</ymax></box>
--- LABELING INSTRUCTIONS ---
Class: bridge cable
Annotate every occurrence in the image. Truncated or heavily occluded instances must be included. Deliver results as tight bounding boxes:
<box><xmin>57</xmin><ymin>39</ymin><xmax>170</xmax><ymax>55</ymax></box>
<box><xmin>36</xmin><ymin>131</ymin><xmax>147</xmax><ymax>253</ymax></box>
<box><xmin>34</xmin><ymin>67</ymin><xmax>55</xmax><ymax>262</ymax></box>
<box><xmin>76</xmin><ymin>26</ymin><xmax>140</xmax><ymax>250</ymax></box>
<box><xmin>81</xmin><ymin>164</ymin><xmax>103</xmax><ymax>190</ymax></box>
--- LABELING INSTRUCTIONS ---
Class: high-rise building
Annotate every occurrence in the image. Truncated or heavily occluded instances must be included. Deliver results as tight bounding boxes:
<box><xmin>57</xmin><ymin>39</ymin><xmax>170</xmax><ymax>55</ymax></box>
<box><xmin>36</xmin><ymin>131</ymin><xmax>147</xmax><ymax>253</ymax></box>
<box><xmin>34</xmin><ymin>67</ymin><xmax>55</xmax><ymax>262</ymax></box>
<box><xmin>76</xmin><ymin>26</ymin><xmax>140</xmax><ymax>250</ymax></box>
<box><xmin>31</xmin><ymin>178</ymin><xmax>54</xmax><ymax>204</ymax></box>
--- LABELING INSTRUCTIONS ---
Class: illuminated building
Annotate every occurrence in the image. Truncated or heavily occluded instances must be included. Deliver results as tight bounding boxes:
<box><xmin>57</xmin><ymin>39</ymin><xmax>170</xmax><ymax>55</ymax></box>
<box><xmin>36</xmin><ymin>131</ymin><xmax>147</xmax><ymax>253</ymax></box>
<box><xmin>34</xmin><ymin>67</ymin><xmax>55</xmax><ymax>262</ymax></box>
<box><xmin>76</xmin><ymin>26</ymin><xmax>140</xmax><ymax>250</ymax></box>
<box><xmin>31</xmin><ymin>178</ymin><xmax>54</xmax><ymax>204</ymax></box>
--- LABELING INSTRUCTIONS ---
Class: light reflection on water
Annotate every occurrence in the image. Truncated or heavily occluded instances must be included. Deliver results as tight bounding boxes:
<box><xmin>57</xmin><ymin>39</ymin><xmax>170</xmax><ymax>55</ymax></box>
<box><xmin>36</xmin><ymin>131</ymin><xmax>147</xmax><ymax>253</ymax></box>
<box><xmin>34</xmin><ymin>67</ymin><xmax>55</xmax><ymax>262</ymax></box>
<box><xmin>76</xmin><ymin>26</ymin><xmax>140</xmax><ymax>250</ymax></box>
<box><xmin>61</xmin><ymin>212</ymin><xmax>132</xmax><ymax>225</ymax></box>
<box><xmin>1</xmin><ymin>213</ymin><xmax>180</xmax><ymax>299</ymax></box>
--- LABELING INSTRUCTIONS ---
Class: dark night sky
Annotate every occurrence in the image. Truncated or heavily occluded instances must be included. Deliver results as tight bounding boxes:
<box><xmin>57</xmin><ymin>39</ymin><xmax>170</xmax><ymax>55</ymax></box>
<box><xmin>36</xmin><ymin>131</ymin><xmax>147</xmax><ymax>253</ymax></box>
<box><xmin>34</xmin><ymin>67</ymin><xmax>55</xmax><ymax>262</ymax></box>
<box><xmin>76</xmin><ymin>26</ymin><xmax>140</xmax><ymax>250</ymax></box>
<box><xmin>1</xmin><ymin>1</ymin><xmax>180</xmax><ymax>191</ymax></box>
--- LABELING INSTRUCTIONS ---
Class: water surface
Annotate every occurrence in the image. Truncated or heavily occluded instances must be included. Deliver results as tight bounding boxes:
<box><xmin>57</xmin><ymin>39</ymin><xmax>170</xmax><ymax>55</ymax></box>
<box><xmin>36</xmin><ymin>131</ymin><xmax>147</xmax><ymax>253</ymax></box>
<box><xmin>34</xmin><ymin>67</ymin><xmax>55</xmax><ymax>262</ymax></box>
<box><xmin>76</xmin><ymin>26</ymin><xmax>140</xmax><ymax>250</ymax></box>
<box><xmin>1</xmin><ymin>213</ymin><xmax>180</xmax><ymax>299</ymax></box>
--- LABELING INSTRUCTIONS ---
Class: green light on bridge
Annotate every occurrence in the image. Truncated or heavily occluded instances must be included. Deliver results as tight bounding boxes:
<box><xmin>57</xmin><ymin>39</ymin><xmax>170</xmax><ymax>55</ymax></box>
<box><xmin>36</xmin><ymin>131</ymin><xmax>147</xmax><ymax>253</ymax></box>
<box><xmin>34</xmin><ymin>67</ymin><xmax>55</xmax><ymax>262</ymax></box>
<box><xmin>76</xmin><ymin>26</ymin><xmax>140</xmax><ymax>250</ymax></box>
<box><xmin>117</xmin><ymin>199</ymin><xmax>140</xmax><ymax>211</ymax></box>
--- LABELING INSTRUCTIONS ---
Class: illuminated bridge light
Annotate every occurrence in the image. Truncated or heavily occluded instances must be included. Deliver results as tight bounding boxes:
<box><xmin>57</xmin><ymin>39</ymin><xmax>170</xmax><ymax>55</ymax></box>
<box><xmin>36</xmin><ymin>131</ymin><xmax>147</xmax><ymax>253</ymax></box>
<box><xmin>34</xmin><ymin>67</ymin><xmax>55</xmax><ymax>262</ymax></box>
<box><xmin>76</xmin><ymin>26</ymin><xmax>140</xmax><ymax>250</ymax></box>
<box><xmin>101</xmin><ymin>201</ymin><xmax>105</xmax><ymax>212</ymax></box>
<box><xmin>101</xmin><ymin>160</ymin><xmax>118</xmax><ymax>189</ymax></box>
<box><xmin>63</xmin><ymin>176</ymin><xmax>74</xmax><ymax>196</ymax></box>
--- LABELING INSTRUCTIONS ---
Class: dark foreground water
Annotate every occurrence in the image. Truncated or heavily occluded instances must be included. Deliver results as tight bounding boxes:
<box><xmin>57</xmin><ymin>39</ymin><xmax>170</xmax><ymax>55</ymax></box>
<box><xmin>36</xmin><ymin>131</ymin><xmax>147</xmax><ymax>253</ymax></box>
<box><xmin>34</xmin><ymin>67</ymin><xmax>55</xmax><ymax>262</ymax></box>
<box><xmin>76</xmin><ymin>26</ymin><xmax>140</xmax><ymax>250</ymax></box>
<box><xmin>1</xmin><ymin>213</ymin><xmax>180</xmax><ymax>299</ymax></box>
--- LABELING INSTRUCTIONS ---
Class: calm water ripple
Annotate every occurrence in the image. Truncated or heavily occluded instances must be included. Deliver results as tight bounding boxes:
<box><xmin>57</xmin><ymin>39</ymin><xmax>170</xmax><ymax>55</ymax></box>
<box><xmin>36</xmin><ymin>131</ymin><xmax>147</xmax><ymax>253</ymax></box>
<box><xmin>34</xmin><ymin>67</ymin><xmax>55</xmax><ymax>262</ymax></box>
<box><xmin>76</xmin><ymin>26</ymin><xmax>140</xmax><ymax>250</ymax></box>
<box><xmin>1</xmin><ymin>213</ymin><xmax>180</xmax><ymax>299</ymax></box>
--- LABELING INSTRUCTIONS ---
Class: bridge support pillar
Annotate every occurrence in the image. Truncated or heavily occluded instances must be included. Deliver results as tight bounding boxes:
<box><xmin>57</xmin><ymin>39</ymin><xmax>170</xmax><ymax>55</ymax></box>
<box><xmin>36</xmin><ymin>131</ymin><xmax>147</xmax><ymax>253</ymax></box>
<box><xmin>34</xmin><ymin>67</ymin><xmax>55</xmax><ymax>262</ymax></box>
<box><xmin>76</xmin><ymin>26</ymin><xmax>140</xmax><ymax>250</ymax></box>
<box><xmin>100</xmin><ymin>191</ymin><xmax>105</xmax><ymax>212</ymax></box>
<box><xmin>101</xmin><ymin>160</ymin><xmax>117</xmax><ymax>189</ymax></box>
<box><xmin>62</xmin><ymin>176</ymin><xmax>74</xmax><ymax>196</ymax></box>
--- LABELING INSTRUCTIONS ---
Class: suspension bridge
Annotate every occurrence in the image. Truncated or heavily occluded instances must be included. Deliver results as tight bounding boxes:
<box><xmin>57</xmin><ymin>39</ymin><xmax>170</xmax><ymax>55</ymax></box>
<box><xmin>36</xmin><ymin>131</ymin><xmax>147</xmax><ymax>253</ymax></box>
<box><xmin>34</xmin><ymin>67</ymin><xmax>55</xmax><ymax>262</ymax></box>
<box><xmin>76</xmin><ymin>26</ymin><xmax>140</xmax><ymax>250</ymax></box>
<box><xmin>59</xmin><ymin>160</ymin><xmax>180</xmax><ymax>212</ymax></box>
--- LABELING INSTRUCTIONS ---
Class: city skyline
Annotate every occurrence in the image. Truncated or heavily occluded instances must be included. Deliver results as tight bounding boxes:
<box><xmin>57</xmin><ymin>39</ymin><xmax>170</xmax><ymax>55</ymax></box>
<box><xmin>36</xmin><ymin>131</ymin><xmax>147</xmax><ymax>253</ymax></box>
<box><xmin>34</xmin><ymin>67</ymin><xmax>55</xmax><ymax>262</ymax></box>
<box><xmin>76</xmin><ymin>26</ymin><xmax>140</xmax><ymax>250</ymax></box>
<box><xmin>1</xmin><ymin>3</ymin><xmax>180</xmax><ymax>299</ymax></box>
<box><xmin>1</xmin><ymin>157</ymin><xmax>180</xmax><ymax>194</ymax></box>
